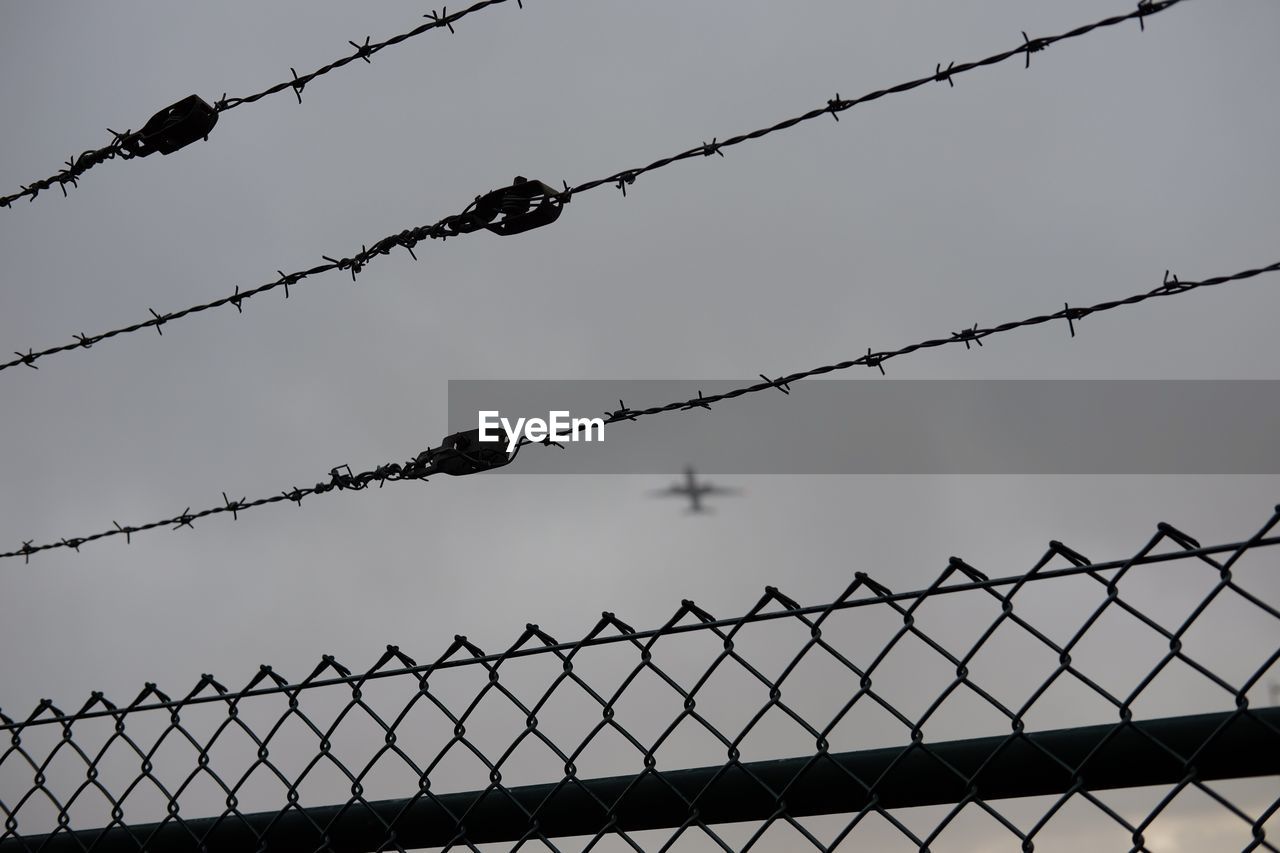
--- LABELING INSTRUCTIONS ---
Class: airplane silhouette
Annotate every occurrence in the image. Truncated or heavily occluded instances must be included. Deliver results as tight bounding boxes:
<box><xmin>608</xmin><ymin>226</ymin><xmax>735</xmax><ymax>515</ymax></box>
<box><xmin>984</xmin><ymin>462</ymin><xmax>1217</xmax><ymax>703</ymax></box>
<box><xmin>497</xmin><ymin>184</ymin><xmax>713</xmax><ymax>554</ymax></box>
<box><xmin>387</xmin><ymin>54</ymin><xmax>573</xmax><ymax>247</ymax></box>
<box><xmin>652</xmin><ymin>466</ymin><xmax>740</xmax><ymax>514</ymax></box>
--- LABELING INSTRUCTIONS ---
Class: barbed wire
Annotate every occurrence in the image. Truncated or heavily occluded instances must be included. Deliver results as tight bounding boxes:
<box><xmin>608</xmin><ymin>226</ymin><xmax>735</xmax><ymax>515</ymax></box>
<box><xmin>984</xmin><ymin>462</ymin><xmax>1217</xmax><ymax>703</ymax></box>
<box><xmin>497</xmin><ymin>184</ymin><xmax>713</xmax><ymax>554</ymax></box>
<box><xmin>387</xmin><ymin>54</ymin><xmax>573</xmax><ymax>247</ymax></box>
<box><xmin>0</xmin><ymin>0</ymin><xmax>525</xmax><ymax>209</ymax></box>
<box><xmin>0</xmin><ymin>132</ymin><xmax>129</xmax><ymax>209</ymax></box>
<box><xmin>516</xmin><ymin>260</ymin><xmax>1280</xmax><ymax>439</ymax></box>
<box><xmin>215</xmin><ymin>0</ymin><xmax>524</xmax><ymax>112</ymax></box>
<box><xmin>0</xmin><ymin>455</ymin><xmax>442</xmax><ymax>563</ymax></box>
<box><xmin>4</xmin><ymin>258</ymin><xmax>1275</xmax><ymax>563</ymax></box>
<box><xmin>3</xmin><ymin>211</ymin><xmax>489</xmax><ymax>373</ymax></box>
<box><xmin>2</xmin><ymin>0</ymin><xmax>1191</xmax><ymax>375</ymax></box>
<box><xmin>564</xmin><ymin>0</ymin><xmax>1188</xmax><ymax>196</ymax></box>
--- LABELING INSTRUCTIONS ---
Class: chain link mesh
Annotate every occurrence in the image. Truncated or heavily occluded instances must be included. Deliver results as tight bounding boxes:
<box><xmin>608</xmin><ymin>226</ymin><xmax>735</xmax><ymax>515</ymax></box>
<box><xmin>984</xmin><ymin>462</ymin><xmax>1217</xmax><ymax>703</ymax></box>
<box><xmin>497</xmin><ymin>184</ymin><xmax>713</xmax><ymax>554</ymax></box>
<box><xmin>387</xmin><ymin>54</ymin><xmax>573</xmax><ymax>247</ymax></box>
<box><xmin>3</xmin><ymin>506</ymin><xmax>1279</xmax><ymax>851</ymax></box>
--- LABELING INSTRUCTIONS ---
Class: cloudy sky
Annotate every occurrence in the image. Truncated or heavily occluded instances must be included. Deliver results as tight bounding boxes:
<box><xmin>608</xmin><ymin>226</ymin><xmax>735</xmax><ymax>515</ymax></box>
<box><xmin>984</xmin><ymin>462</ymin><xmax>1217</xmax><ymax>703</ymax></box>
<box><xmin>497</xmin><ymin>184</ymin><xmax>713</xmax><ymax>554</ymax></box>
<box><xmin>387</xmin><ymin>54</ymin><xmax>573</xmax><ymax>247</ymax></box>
<box><xmin>2</xmin><ymin>0</ymin><xmax>1278</xmax><ymax>848</ymax></box>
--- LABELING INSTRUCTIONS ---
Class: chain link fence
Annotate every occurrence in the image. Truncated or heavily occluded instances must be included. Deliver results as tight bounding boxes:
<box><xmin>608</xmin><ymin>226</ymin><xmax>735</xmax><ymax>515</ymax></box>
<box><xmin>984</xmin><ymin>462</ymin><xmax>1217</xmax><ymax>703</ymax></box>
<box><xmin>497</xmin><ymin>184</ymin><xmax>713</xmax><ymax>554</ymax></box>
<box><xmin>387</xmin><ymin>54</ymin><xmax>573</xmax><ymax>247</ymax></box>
<box><xmin>3</xmin><ymin>506</ymin><xmax>1279</xmax><ymax>851</ymax></box>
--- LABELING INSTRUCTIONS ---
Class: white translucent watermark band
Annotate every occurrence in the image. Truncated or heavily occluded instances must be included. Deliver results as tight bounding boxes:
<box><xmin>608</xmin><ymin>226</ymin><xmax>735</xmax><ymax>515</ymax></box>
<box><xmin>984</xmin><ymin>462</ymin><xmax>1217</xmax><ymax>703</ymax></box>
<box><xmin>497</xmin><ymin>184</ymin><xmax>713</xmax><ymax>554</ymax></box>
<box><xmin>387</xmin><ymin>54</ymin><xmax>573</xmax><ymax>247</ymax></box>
<box><xmin>450</xmin><ymin>380</ymin><xmax>1280</xmax><ymax>474</ymax></box>
<box><xmin>478</xmin><ymin>411</ymin><xmax>605</xmax><ymax>453</ymax></box>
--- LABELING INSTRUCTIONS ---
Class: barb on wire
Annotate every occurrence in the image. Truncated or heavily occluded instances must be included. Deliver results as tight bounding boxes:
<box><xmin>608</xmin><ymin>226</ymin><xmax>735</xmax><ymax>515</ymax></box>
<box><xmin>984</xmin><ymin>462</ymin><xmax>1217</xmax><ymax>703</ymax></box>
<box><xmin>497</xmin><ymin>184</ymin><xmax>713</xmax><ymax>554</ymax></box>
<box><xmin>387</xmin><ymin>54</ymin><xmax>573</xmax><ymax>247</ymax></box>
<box><xmin>1</xmin><ymin>0</ymin><xmax>525</xmax><ymax>209</ymax></box>
<box><xmin>3</xmin><ymin>0</ymin><xmax>1192</xmax><ymax>374</ymax></box>
<box><xmin>5</xmin><ymin>258</ymin><xmax>1276</xmax><ymax>562</ymax></box>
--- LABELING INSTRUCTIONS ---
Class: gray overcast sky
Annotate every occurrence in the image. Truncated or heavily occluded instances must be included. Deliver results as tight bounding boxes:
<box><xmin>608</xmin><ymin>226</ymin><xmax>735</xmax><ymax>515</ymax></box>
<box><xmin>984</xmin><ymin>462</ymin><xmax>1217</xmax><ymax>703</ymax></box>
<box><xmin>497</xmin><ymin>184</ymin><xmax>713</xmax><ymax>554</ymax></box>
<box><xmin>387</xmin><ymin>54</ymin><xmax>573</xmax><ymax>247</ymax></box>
<box><xmin>2</xmin><ymin>1</ymin><xmax>1279</xmax><ymax>848</ymax></box>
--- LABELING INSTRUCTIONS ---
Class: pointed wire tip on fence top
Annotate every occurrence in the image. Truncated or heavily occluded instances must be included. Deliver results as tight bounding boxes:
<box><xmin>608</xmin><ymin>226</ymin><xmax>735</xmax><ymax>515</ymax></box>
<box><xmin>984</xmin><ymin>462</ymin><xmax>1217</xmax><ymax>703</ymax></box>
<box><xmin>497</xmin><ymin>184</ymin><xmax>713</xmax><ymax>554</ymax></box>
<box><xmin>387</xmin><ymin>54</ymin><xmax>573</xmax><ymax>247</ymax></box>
<box><xmin>854</xmin><ymin>571</ymin><xmax>893</xmax><ymax>598</ymax></box>
<box><xmin>947</xmin><ymin>556</ymin><xmax>989</xmax><ymax>583</ymax></box>
<box><xmin>762</xmin><ymin>585</ymin><xmax>802</xmax><ymax>611</ymax></box>
<box><xmin>74</xmin><ymin>690</ymin><xmax>118</xmax><ymax>716</ymax></box>
<box><xmin>369</xmin><ymin>644</ymin><xmax>418</xmax><ymax>673</ymax></box>
<box><xmin>1048</xmin><ymin>539</ymin><xmax>1092</xmax><ymax>567</ymax></box>
<box><xmin>187</xmin><ymin>673</ymin><xmax>229</xmax><ymax>700</ymax></box>
<box><xmin>678</xmin><ymin>598</ymin><xmax>717</xmax><ymax>623</ymax></box>
<box><xmin>249</xmin><ymin>664</ymin><xmax>290</xmax><ymax>692</ymax></box>
<box><xmin>524</xmin><ymin>623</ymin><xmax>561</xmax><ymax>649</ymax></box>
<box><xmin>131</xmin><ymin>682</ymin><xmax>172</xmax><ymax>707</ymax></box>
<box><xmin>26</xmin><ymin>698</ymin><xmax>66</xmax><ymax>723</ymax></box>
<box><xmin>498</xmin><ymin>624</ymin><xmax>555</xmax><ymax>660</ymax></box>
<box><xmin>1156</xmin><ymin>521</ymin><xmax>1201</xmax><ymax>550</ymax></box>
<box><xmin>304</xmin><ymin>654</ymin><xmax>352</xmax><ymax>681</ymax></box>
<box><xmin>597</xmin><ymin>610</ymin><xmax>637</xmax><ymax>636</ymax></box>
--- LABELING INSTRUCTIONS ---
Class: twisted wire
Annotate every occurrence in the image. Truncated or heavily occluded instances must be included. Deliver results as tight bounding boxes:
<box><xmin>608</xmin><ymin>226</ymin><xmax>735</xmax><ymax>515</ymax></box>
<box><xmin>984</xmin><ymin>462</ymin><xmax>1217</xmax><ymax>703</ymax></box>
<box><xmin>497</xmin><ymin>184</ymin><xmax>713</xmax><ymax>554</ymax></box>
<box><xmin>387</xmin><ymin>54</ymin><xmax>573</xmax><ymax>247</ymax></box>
<box><xmin>2</xmin><ymin>0</ymin><xmax>1191</xmax><ymax>374</ymax></box>
<box><xmin>3</xmin><ymin>258</ymin><xmax>1275</xmax><ymax>563</ymax></box>
<box><xmin>0</xmin><ymin>0</ymin><xmax>524</xmax><ymax>209</ymax></box>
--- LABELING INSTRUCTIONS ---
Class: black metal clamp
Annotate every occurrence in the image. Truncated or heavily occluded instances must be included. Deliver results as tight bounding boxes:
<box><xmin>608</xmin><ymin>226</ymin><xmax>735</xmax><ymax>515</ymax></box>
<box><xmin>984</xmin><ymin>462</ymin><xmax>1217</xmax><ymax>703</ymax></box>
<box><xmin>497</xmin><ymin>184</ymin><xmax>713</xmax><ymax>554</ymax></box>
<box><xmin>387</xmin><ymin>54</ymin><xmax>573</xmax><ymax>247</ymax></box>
<box><xmin>120</xmin><ymin>95</ymin><xmax>218</xmax><ymax>157</ymax></box>
<box><xmin>416</xmin><ymin>428</ymin><xmax>514</xmax><ymax>476</ymax></box>
<box><xmin>447</xmin><ymin>177</ymin><xmax>567</xmax><ymax>236</ymax></box>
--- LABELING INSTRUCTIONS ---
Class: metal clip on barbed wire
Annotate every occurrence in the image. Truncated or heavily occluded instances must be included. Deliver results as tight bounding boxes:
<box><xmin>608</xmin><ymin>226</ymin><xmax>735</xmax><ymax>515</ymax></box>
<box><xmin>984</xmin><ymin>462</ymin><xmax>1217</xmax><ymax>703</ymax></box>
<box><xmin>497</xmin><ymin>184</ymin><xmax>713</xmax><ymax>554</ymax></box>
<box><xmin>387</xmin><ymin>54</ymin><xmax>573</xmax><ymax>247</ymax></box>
<box><xmin>119</xmin><ymin>96</ymin><xmax>218</xmax><ymax>158</ymax></box>
<box><xmin>482</xmin><ymin>176</ymin><xmax>568</xmax><ymax>235</ymax></box>
<box><xmin>447</xmin><ymin>177</ymin><xmax>567</xmax><ymax>236</ymax></box>
<box><xmin>412</xmin><ymin>428</ymin><xmax>515</xmax><ymax>476</ymax></box>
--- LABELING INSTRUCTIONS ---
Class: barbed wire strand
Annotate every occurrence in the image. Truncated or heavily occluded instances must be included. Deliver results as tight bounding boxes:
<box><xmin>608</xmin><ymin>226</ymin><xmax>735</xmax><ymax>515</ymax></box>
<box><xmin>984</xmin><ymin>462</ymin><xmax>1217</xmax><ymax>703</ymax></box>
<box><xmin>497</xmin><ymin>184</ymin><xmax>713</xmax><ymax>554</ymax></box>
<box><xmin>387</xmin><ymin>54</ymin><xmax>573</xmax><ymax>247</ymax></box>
<box><xmin>519</xmin><ymin>261</ymin><xmax>1280</xmax><ymax>441</ymax></box>
<box><xmin>0</xmin><ymin>0</ymin><xmax>524</xmax><ymax>209</ymax></box>
<box><xmin>3</xmin><ymin>258</ymin><xmax>1275</xmax><ymax>563</ymax></box>
<box><xmin>1</xmin><ymin>0</ymin><xmax>1190</xmax><ymax>375</ymax></box>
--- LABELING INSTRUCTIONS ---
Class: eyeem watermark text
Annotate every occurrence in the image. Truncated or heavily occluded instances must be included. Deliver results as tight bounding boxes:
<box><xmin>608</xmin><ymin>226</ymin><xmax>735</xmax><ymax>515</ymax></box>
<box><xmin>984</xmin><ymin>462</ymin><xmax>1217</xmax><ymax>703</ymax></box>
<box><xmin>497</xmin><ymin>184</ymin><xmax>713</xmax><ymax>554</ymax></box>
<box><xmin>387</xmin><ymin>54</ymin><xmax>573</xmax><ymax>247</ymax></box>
<box><xmin>479</xmin><ymin>411</ymin><xmax>605</xmax><ymax>452</ymax></box>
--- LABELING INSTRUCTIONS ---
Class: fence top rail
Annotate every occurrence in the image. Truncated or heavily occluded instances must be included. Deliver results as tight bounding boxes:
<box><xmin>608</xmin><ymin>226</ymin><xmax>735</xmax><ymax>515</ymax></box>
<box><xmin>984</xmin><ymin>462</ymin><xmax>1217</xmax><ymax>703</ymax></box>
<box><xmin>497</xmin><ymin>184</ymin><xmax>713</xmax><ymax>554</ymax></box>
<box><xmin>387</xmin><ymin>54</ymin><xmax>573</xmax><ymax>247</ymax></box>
<box><xmin>4</xmin><ymin>509</ymin><xmax>1278</xmax><ymax>733</ymax></box>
